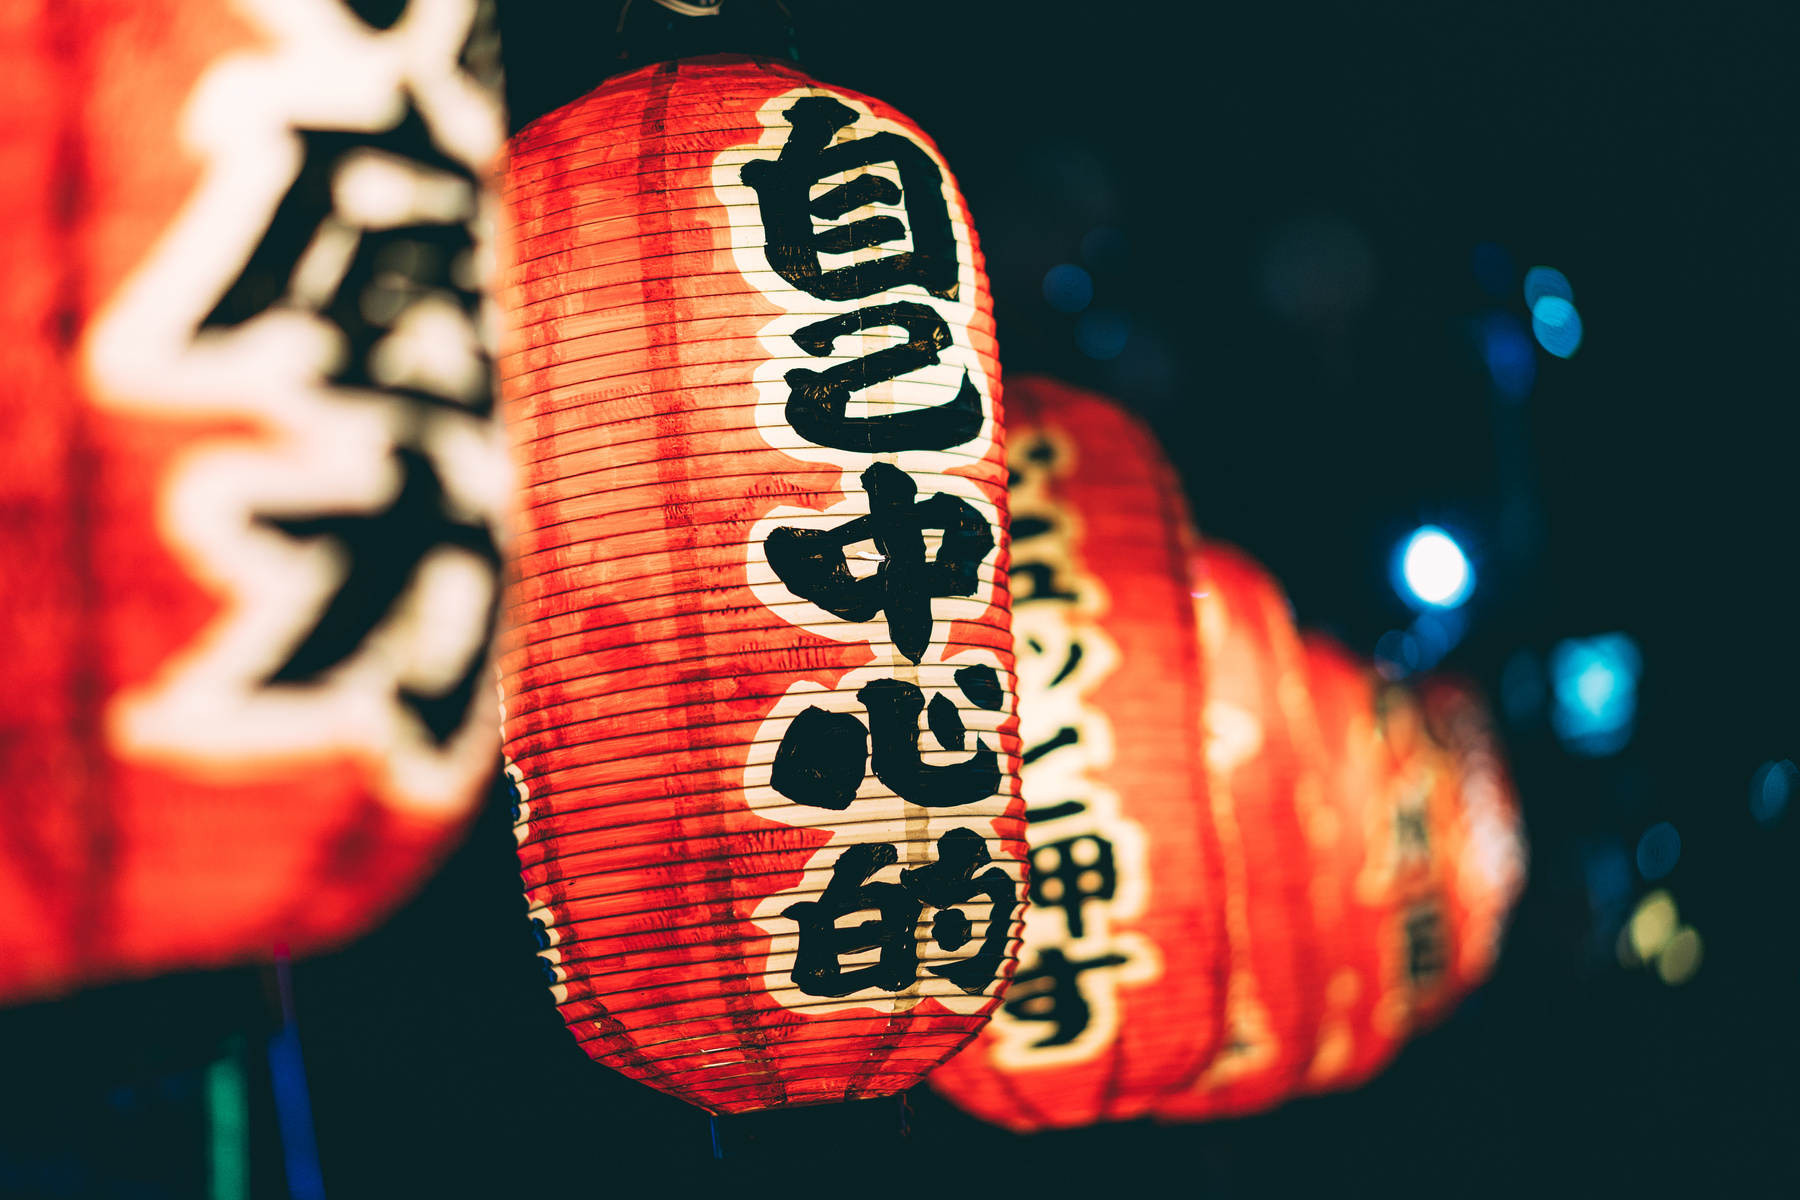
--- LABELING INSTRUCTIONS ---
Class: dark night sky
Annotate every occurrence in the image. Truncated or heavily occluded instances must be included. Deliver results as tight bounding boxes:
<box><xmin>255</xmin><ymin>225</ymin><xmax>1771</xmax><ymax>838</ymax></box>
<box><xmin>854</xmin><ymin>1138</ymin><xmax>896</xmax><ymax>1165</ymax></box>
<box><xmin>6</xmin><ymin>3</ymin><xmax>1796</xmax><ymax>1197</ymax></box>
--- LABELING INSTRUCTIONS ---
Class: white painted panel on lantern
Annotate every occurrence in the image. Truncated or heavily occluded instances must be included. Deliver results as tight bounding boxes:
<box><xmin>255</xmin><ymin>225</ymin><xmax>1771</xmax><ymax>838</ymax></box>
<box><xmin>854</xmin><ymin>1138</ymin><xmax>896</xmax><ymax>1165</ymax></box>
<box><xmin>745</xmin><ymin>655</ymin><xmax>1022</xmax><ymax>1018</ymax></box>
<box><xmin>84</xmin><ymin>0</ymin><xmax>508</xmax><ymax>815</ymax></box>
<box><xmin>745</xmin><ymin>484</ymin><xmax>1003</xmax><ymax>653</ymax></box>
<box><xmin>709</xmin><ymin>90</ymin><xmax>998</xmax><ymax>485</ymax></box>
<box><xmin>740</xmin><ymin>659</ymin><xmax>1018</xmax><ymax>825</ymax></box>
<box><xmin>983</xmin><ymin>430</ymin><xmax>1160</xmax><ymax>1068</ymax></box>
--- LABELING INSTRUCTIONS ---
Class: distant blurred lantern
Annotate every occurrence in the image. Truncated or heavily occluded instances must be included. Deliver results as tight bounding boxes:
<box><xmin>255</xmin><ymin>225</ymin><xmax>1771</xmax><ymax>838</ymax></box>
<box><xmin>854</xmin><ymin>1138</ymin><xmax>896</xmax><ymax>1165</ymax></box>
<box><xmin>929</xmin><ymin>377</ymin><xmax>1225</xmax><ymax>1130</ymax></box>
<box><xmin>0</xmin><ymin>0</ymin><xmax>510</xmax><ymax>1006</ymax></box>
<box><xmin>499</xmin><ymin>55</ymin><xmax>1022</xmax><ymax>1113</ymax></box>
<box><xmin>1155</xmin><ymin>547</ymin><xmax>1526</xmax><ymax>1120</ymax></box>
<box><xmin>1293</xmin><ymin>637</ymin><xmax>1526</xmax><ymax>1096</ymax></box>
<box><xmin>1154</xmin><ymin>543</ymin><xmax>1325</xmax><ymax>1120</ymax></box>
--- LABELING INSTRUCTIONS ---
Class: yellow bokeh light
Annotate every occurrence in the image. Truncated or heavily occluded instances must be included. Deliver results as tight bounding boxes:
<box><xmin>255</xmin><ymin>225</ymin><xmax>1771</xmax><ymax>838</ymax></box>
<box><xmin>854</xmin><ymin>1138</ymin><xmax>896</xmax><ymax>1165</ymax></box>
<box><xmin>1628</xmin><ymin>890</ymin><xmax>1678</xmax><ymax>961</ymax></box>
<box><xmin>1657</xmin><ymin>927</ymin><xmax>1703</xmax><ymax>985</ymax></box>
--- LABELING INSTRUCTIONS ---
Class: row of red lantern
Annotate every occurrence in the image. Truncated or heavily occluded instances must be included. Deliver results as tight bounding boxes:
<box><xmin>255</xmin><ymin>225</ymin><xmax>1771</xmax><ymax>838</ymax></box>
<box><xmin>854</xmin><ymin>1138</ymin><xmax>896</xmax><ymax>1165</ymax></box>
<box><xmin>491</xmin><ymin>49</ymin><xmax>1525</xmax><ymax>1120</ymax></box>
<box><xmin>930</xmin><ymin>377</ymin><xmax>1527</xmax><ymax>1130</ymax></box>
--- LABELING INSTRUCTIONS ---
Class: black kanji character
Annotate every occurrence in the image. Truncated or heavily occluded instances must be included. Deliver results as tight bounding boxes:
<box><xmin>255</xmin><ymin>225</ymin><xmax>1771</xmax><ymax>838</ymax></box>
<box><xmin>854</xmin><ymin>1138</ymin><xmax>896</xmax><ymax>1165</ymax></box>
<box><xmin>258</xmin><ymin>446</ymin><xmax>498</xmax><ymax>744</ymax></box>
<box><xmin>1001</xmin><ymin>947</ymin><xmax>1129</xmax><ymax>1048</ymax></box>
<box><xmin>1009</xmin><ymin>562</ymin><xmax>1079</xmax><ymax>605</ymax></box>
<box><xmin>204</xmin><ymin>106</ymin><xmax>493</xmax><ymax>414</ymax></box>
<box><xmin>769</xmin><ymin>705</ymin><xmax>869</xmax><ymax>811</ymax></box>
<box><xmin>952</xmin><ymin>664</ymin><xmax>1006</xmax><ymax>711</ymax></box>
<box><xmin>1395</xmin><ymin>797</ymin><xmax>1431</xmax><ymax>855</ymax></box>
<box><xmin>782</xmin><ymin>842</ymin><xmax>921</xmax><ymax>997</ymax></box>
<box><xmin>1022</xmin><ymin>726</ymin><xmax>1079</xmax><ymax>767</ymax></box>
<box><xmin>770</xmin><ymin>671</ymin><xmax>1003</xmax><ymax>811</ymax></box>
<box><xmin>1403</xmin><ymin>903</ymin><xmax>1447</xmax><ymax>986</ymax></box>
<box><xmin>765</xmin><ymin>461</ymin><xmax>993</xmax><ymax>664</ymax></box>
<box><xmin>900</xmin><ymin>826</ymin><xmax>1018</xmax><ymax>993</ymax></box>
<box><xmin>740</xmin><ymin>95</ymin><xmax>958</xmax><ymax>303</ymax></box>
<box><xmin>858</xmin><ymin>677</ymin><xmax>1000</xmax><ymax>808</ymax></box>
<box><xmin>1028</xmin><ymin>834</ymin><xmax>1117</xmax><ymax>939</ymax></box>
<box><xmin>783</xmin><ymin>302</ymin><xmax>981</xmax><ymax>453</ymax></box>
<box><xmin>783</xmin><ymin>828</ymin><xmax>1017</xmax><ymax>997</ymax></box>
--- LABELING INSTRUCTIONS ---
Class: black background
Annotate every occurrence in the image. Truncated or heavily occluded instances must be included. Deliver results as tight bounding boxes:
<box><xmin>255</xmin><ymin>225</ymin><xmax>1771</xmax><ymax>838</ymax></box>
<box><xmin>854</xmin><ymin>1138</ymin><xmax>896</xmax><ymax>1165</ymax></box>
<box><xmin>7</xmin><ymin>2</ymin><xmax>1798</xmax><ymax>1196</ymax></box>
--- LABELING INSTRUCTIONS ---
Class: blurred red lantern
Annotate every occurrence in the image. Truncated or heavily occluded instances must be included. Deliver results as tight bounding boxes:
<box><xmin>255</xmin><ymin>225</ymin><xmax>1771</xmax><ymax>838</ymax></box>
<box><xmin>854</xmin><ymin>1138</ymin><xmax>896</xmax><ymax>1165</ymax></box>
<box><xmin>499</xmin><ymin>56</ymin><xmax>1024</xmax><ymax>1114</ymax></box>
<box><xmin>1415</xmin><ymin>673</ymin><xmax>1526</xmax><ymax>1017</ymax></box>
<box><xmin>0</xmin><ymin>0</ymin><xmax>511</xmax><ymax>1006</ymax></box>
<box><xmin>929</xmin><ymin>377</ymin><xmax>1226</xmax><ymax>1130</ymax></box>
<box><xmin>1158</xmin><ymin>547</ymin><xmax>1525</xmax><ymax>1119</ymax></box>
<box><xmin>1153</xmin><ymin>542</ymin><xmax>1327</xmax><ymax>1121</ymax></box>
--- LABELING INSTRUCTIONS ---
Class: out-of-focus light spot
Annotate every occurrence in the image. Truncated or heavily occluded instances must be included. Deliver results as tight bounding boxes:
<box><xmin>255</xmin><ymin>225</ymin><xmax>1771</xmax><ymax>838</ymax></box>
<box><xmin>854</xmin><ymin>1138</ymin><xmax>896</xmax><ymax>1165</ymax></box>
<box><xmin>1080</xmin><ymin>226</ymin><xmax>1129</xmax><ymax>273</ymax></box>
<box><xmin>1075</xmin><ymin>310</ymin><xmax>1129</xmax><ymax>359</ymax></box>
<box><xmin>1480</xmin><ymin>311</ymin><xmax>1537</xmax><ymax>400</ymax></box>
<box><xmin>1749</xmin><ymin>759</ymin><xmax>1796</xmax><ymax>828</ymax></box>
<box><xmin>1397</xmin><ymin>526</ymin><xmax>1474</xmax><ymax>610</ymax></box>
<box><xmin>1042</xmin><ymin>263</ymin><xmax>1093</xmax><ymax>313</ymax></box>
<box><xmin>1657</xmin><ymin>926</ymin><xmax>1702</xmax><ymax>985</ymax></box>
<box><xmin>1627</xmin><ymin>889</ymin><xmax>1677</xmax><ymax>961</ymax></box>
<box><xmin>1531</xmin><ymin>295</ymin><xmax>1583</xmax><ymax>358</ymax></box>
<box><xmin>1523</xmin><ymin>265</ymin><xmax>1573</xmax><ymax>309</ymax></box>
<box><xmin>1635</xmin><ymin>821</ymin><xmax>1680</xmax><ymax>880</ymax></box>
<box><xmin>1374</xmin><ymin>629</ymin><xmax>1420</xmax><ymax>681</ymax></box>
<box><xmin>1472</xmin><ymin>241</ymin><xmax>1515</xmax><ymax>299</ymax></box>
<box><xmin>1500</xmin><ymin>649</ymin><xmax>1547</xmax><ymax>726</ymax></box>
<box><xmin>1550</xmin><ymin>633</ymin><xmax>1640</xmax><ymax>757</ymax></box>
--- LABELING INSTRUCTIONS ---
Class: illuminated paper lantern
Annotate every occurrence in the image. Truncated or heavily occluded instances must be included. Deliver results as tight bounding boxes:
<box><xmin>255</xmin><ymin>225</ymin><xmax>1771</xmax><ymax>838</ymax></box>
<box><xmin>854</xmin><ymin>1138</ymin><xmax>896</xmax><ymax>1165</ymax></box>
<box><xmin>498</xmin><ymin>56</ymin><xmax>1023</xmax><ymax>1114</ymax></box>
<box><xmin>1293</xmin><ymin>633</ymin><xmax>1405</xmax><ymax>1092</ymax></box>
<box><xmin>1417</xmin><ymin>675</ymin><xmax>1527</xmax><ymax>1009</ymax></box>
<box><xmin>928</xmin><ymin>377</ymin><xmax>1226</xmax><ymax>1131</ymax></box>
<box><xmin>1154</xmin><ymin>549</ymin><xmax>1526</xmax><ymax>1118</ymax></box>
<box><xmin>0</xmin><ymin>0</ymin><xmax>511</xmax><ymax>1006</ymax></box>
<box><xmin>1153</xmin><ymin>543</ymin><xmax>1326</xmax><ymax>1121</ymax></box>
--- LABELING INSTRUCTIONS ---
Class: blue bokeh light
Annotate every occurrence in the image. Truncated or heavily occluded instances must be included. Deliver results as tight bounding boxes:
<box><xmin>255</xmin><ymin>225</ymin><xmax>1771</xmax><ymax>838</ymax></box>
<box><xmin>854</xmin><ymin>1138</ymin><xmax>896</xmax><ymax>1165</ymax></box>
<box><xmin>1395</xmin><ymin>525</ymin><xmax>1474</xmax><ymax>610</ymax></box>
<box><xmin>1531</xmin><ymin>295</ymin><xmax>1584</xmax><ymax>358</ymax></box>
<box><xmin>1636</xmin><ymin>821</ymin><xmax>1681</xmax><ymax>880</ymax></box>
<box><xmin>1523</xmin><ymin>265</ymin><xmax>1574</xmax><ymax>308</ymax></box>
<box><xmin>1549</xmin><ymin>633</ymin><xmax>1641</xmax><ymax>757</ymax></box>
<box><xmin>1481</xmin><ymin>311</ymin><xmax>1537</xmax><ymax>400</ymax></box>
<box><xmin>1042</xmin><ymin>263</ymin><xmax>1094</xmax><ymax>313</ymax></box>
<box><xmin>1749</xmin><ymin>759</ymin><xmax>1796</xmax><ymax>828</ymax></box>
<box><xmin>1075</xmin><ymin>309</ymin><xmax>1129</xmax><ymax>359</ymax></box>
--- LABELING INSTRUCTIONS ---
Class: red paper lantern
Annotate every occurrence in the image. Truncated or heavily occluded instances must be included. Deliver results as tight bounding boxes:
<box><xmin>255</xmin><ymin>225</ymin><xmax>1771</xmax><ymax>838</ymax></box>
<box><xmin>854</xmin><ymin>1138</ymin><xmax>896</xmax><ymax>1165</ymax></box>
<box><xmin>0</xmin><ymin>0</ymin><xmax>511</xmax><ymax>1006</ymax></box>
<box><xmin>498</xmin><ymin>56</ymin><xmax>1024</xmax><ymax>1114</ymax></box>
<box><xmin>928</xmin><ymin>377</ymin><xmax>1226</xmax><ymax>1131</ymax></box>
<box><xmin>1159</xmin><ymin>548</ymin><xmax>1525</xmax><ymax>1118</ymax></box>
<box><xmin>1153</xmin><ymin>542</ymin><xmax>1326</xmax><ymax>1121</ymax></box>
<box><xmin>1417</xmin><ymin>673</ymin><xmax>1526</xmax><ymax>1013</ymax></box>
<box><xmin>1293</xmin><ymin>633</ymin><xmax>1407</xmax><ymax>1092</ymax></box>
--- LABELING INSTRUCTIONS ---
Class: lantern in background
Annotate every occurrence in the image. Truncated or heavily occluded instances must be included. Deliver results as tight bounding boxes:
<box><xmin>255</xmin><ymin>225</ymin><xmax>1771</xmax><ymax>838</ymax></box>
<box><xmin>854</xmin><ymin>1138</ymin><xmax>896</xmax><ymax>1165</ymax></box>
<box><xmin>1153</xmin><ymin>542</ymin><xmax>1326</xmax><ymax>1121</ymax></box>
<box><xmin>929</xmin><ymin>377</ymin><xmax>1225</xmax><ymax>1131</ymax></box>
<box><xmin>1418</xmin><ymin>674</ymin><xmax>1527</xmax><ymax>1011</ymax></box>
<box><xmin>499</xmin><ymin>56</ymin><xmax>1023</xmax><ymax>1113</ymax></box>
<box><xmin>0</xmin><ymin>0</ymin><xmax>510</xmax><ymax>1006</ymax></box>
<box><xmin>1160</xmin><ymin>556</ymin><xmax>1526</xmax><ymax>1115</ymax></box>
